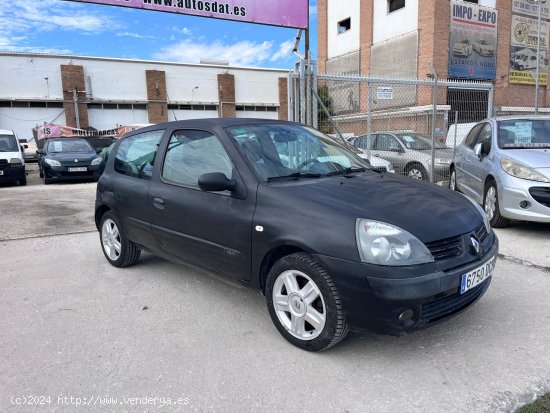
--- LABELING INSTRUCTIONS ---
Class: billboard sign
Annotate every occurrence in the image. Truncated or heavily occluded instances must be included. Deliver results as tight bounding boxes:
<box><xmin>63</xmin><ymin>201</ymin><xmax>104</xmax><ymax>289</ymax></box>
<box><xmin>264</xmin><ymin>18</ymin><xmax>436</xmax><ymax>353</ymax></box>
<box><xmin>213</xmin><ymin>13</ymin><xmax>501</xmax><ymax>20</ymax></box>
<box><xmin>509</xmin><ymin>14</ymin><xmax>549</xmax><ymax>85</ymax></box>
<box><xmin>449</xmin><ymin>0</ymin><xmax>498</xmax><ymax>80</ymax></box>
<box><xmin>64</xmin><ymin>0</ymin><xmax>308</xmax><ymax>29</ymax></box>
<box><xmin>512</xmin><ymin>0</ymin><xmax>550</xmax><ymax>19</ymax></box>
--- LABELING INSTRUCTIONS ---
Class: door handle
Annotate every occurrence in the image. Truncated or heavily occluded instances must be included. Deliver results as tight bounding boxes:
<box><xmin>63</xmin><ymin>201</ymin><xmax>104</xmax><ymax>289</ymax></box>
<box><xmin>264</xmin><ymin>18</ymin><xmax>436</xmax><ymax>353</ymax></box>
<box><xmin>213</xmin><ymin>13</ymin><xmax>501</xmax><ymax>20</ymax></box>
<box><xmin>152</xmin><ymin>197</ymin><xmax>165</xmax><ymax>209</ymax></box>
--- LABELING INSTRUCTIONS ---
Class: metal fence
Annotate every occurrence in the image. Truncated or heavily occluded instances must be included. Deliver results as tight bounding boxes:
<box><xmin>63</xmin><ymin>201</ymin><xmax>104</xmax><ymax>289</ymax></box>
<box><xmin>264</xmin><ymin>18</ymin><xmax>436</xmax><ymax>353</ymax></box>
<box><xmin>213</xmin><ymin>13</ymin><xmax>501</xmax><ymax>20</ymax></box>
<box><xmin>289</xmin><ymin>60</ymin><xmax>494</xmax><ymax>185</ymax></box>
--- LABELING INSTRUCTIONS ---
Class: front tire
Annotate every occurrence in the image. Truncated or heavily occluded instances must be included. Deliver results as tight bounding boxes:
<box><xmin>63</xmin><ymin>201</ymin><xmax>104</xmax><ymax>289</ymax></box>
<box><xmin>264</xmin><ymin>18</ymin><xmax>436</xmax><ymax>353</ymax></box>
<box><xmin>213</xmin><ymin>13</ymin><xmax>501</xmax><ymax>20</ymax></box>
<box><xmin>484</xmin><ymin>181</ymin><xmax>509</xmax><ymax>228</ymax></box>
<box><xmin>265</xmin><ymin>253</ymin><xmax>348</xmax><ymax>351</ymax></box>
<box><xmin>406</xmin><ymin>164</ymin><xmax>428</xmax><ymax>181</ymax></box>
<box><xmin>100</xmin><ymin>211</ymin><xmax>141</xmax><ymax>267</ymax></box>
<box><xmin>449</xmin><ymin>167</ymin><xmax>457</xmax><ymax>191</ymax></box>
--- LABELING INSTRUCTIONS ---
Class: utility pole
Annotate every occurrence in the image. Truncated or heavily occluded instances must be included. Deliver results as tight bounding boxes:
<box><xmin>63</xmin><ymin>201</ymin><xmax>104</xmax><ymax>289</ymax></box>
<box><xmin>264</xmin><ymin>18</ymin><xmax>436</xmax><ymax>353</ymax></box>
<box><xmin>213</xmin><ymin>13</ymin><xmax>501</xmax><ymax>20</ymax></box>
<box><xmin>73</xmin><ymin>89</ymin><xmax>80</xmax><ymax>129</ymax></box>
<box><xmin>535</xmin><ymin>0</ymin><xmax>544</xmax><ymax>114</ymax></box>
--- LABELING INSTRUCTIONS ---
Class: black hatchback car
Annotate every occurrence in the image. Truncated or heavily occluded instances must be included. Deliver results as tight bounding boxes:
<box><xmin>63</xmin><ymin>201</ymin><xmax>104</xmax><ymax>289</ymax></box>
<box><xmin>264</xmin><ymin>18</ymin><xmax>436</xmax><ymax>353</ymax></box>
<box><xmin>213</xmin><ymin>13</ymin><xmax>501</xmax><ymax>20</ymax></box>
<box><xmin>95</xmin><ymin>119</ymin><xmax>498</xmax><ymax>351</ymax></box>
<box><xmin>38</xmin><ymin>138</ymin><xmax>102</xmax><ymax>184</ymax></box>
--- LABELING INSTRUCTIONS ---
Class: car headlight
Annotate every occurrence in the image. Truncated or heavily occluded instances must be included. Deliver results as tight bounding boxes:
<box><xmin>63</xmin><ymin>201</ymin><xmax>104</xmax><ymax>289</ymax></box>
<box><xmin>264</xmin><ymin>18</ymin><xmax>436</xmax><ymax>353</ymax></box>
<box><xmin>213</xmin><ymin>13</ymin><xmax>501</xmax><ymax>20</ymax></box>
<box><xmin>464</xmin><ymin>196</ymin><xmax>491</xmax><ymax>233</ymax></box>
<box><xmin>9</xmin><ymin>158</ymin><xmax>22</xmax><ymax>165</ymax></box>
<box><xmin>435</xmin><ymin>158</ymin><xmax>451</xmax><ymax>165</ymax></box>
<box><xmin>501</xmin><ymin>158</ymin><xmax>550</xmax><ymax>183</ymax></box>
<box><xmin>386</xmin><ymin>164</ymin><xmax>395</xmax><ymax>173</ymax></box>
<box><xmin>91</xmin><ymin>157</ymin><xmax>102</xmax><ymax>166</ymax></box>
<box><xmin>44</xmin><ymin>158</ymin><xmax>61</xmax><ymax>167</ymax></box>
<box><xmin>355</xmin><ymin>219</ymin><xmax>434</xmax><ymax>266</ymax></box>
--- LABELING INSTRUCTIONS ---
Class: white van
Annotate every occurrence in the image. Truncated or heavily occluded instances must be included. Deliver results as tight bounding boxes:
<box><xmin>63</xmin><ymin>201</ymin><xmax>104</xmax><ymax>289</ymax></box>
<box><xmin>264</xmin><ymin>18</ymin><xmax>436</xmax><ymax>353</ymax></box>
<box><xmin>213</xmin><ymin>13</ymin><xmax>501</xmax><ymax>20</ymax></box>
<box><xmin>0</xmin><ymin>129</ymin><xmax>27</xmax><ymax>185</ymax></box>
<box><xmin>446</xmin><ymin>122</ymin><xmax>477</xmax><ymax>149</ymax></box>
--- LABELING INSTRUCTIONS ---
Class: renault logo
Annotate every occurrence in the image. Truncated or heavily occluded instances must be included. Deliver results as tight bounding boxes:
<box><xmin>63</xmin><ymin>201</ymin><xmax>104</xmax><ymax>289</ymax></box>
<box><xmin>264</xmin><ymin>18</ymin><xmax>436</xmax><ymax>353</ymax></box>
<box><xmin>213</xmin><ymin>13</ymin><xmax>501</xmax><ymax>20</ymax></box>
<box><xmin>471</xmin><ymin>236</ymin><xmax>480</xmax><ymax>254</ymax></box>
<box><xmin>74</xmin><ymin>159</ymin><xmax>79</xmax><ymax>163</ymax></box>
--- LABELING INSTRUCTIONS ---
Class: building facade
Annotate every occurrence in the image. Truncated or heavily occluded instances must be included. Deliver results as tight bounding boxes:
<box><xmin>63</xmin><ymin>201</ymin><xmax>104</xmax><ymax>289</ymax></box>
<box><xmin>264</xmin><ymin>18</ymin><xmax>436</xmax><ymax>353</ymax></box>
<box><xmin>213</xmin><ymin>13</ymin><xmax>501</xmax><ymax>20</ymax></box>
<box><xmin>0</xmin><ymin>52</ymin><xmax>289</xmax><ymax>138</ymax></box>
<box><xmin>318</xmin><ymin>0</ymin><xmax>550</xmax><ymax>113</ymax></box>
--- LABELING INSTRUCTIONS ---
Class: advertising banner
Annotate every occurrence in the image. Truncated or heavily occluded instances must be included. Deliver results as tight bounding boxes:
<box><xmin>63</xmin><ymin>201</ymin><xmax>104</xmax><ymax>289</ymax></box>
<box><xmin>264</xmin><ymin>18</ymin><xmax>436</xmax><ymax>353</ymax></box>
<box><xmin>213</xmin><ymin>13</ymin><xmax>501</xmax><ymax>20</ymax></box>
<box><xmin>35</xmin><ymin>124</ymin><xmax>146</xmax><ymax>140</ymax></box>
<box><xmin>64</xmin><ymin>0</ymin><xmax>308</xmax><ymax>29</ymax></box>
<box><xmin>449</xmin><ymin>0</ymin><xmax>498</xmax><ymax>80</ymax></box>
<box><xmin>512</xmin><ymin>0</ymin><xmax>550</xmax><ymax>19</ymax></box>
<box><xmin>509</xmin><ymin>14</ymin><xmax>549</xmax><ymax>85</ymax></box>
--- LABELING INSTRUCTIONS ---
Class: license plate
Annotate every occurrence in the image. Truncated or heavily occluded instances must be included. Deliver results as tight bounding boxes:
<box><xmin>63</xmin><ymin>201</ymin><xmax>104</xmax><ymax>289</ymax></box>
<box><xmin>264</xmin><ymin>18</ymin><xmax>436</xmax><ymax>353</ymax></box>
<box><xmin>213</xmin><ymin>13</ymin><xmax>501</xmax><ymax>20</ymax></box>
<box><xmin>460</xmin><ymin>255</ymin><xmax>496</xmax><ymax>294</ymax></box>
<box><xmin>68</xmin><ymin>167</ymin><xmax>87</xmax><ymax>172</ymax></box>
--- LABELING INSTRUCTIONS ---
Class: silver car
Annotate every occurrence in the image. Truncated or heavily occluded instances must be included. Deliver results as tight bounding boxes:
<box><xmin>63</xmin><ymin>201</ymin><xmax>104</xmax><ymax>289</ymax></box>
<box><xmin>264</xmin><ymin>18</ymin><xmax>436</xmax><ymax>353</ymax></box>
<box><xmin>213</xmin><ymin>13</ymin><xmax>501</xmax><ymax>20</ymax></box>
<box><xmin>352</xmin><ymin>132</ymin><xmax>453</xmax><ymax>181</ymax></box>
<box><xmin>450</xmin><ymin>116</ymin><xmax>550</xmax><ymax>227</ymax></box>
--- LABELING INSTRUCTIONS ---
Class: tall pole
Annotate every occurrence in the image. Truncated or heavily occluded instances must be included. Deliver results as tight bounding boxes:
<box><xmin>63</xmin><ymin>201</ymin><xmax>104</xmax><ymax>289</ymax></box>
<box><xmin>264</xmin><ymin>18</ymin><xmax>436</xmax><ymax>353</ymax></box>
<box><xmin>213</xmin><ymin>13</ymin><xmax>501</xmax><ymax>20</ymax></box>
<box><xmin>73</xmin><ymin>89</ymin><xmax>80</xmax><ymax>129</ymax></box>
<box><xmin>535</xmin><ymin>0</ymin><xmax>543</xmax><ymax>114</ymax></box>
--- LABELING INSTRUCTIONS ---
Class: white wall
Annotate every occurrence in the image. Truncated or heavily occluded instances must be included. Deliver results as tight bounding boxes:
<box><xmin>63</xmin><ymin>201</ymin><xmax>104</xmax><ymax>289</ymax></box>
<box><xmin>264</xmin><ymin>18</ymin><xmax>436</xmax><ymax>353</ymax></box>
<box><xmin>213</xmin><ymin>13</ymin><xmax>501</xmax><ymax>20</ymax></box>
<box><xmin>0</xmin><ymin>107</ymin><xmax>66</xmax><ymax>139</ymax></box>
<box><xmin>168</xmin><ymin>110</ymin><xmax>219</xmax><ymax>121</ymax></box>
<box><xmin>327</xmin><ymin>0</ymin><xmax>360</xmax><ymax>59</ymax></box>
<box><xmin>373</xmin><ymin>0</ymin><xmax>419</xmax><ymax>44</ymax></box>
<box><xmin>236</xmin><ymin>111</ymin><xmax>279</xmax><ymax>120</ymax></box>
<box><xmin>88</xmin><ymin>109</ymin><xmax>149</xmax><ymax>130</ymax></box>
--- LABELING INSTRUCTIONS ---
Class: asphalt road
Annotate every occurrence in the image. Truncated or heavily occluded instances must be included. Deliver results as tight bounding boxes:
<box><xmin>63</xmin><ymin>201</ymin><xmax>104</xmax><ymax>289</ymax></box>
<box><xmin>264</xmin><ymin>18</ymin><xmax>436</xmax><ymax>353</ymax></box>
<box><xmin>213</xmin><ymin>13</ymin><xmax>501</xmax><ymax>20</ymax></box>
<box><xmin>1</xmin><ymin>181</ymin><xmax>549</xmax><ymax>413</ymax></box>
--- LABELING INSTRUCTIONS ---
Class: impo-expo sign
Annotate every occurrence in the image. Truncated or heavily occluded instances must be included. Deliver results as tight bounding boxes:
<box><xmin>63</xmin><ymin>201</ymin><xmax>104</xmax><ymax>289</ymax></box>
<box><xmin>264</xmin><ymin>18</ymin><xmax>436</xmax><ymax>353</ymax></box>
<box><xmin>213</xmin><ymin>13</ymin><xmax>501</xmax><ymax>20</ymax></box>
<box><xmin>64</xmin><ymin>0</ymin><xmax>308</xmax><ymax>29</ymax></box>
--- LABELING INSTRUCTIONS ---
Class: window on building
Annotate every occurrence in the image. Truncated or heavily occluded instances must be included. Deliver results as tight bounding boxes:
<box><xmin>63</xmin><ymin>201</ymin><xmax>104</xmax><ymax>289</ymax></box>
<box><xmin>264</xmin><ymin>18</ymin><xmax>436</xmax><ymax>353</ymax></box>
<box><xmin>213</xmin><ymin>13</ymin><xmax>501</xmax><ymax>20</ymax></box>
<box><xmin>337</xmin><ymin>18</ymin><xmax>351</xmax><ymax>34</ymax></box>
<box><xmin>388</xmin><ymin>0</ymin><xmax>405</xmax><ymax>13</ymax></box>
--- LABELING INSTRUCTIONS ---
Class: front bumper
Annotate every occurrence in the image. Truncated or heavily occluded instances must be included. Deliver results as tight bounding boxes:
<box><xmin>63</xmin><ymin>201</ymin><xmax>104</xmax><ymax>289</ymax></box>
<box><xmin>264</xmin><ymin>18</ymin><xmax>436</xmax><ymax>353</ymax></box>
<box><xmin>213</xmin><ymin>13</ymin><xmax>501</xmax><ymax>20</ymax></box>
<box><xmin>498</xmin><ymin>174</ymin><xmax>550</xmax><ymax>223</ymax></box>
<box><xmin>0</xmin><ymin>164</ymin><xmax>25</xmax><ymax>183</ymax></box>
<box><xmin>313</xmin><ymin>231</ymin><xmax>498</xmax><ymax>335</ymax></box>
<box><xmin>44</xmin><ymin>164</ymin><xmax>100</xmax><ymax>181</ymax></box>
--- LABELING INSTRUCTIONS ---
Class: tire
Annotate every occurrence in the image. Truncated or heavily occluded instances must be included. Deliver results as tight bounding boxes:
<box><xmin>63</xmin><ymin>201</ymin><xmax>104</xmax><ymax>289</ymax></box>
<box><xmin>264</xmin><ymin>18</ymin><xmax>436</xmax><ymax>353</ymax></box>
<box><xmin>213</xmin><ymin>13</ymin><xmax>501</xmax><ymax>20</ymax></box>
<box><xmin>99</xmin><ymin>211</ymin><xmax>141</xmax><ymax>268</ymax></box>
<box><xmin>406</xmin><ymin>164</ymin><xmax>428</xmax><ymax>181</ymax></box>
<box><xmin>44</xmin><ymin>175</ymin><xmax>52</xmax><ymax>185</ymax></box>
<box><xmin>484</xmin><ymin>181</ymin><xmax>510</xmax><ymax>228</ymax></box>
<box><xmin>19</xmin><ymin>175</ymin><xmax>27</xmax><ymax>186</ymax></box>
<box><xmin>265</xmin><ymin>252</ymin><xmax>348</xmax><ymax>351</ymax></box>
<box><xmin>449</xmin><ymin>167</ymin><xmax>457</xmax><ymax>191</ymax></box>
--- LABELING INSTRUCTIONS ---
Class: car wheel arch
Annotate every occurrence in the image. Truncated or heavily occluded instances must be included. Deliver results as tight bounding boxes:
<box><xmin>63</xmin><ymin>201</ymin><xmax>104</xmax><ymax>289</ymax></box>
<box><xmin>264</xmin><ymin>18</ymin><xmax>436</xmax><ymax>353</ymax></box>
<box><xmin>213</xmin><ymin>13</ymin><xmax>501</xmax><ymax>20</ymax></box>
<box><xmin>95</xmin><ymin>205</ymin><xmax>112</xmax><ymax>230</ymax></box>
<box><xmin>259</xmin><ymin>245</ymin><xmax>310</xmax><ymax>293</ymax></box>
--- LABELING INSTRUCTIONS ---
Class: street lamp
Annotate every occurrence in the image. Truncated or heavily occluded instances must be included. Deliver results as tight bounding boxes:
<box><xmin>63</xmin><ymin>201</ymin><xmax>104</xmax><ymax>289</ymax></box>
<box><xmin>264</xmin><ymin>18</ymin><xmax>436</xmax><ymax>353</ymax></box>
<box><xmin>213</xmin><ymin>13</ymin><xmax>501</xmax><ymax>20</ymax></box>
<box><xmin>535</xmin><ymin>0</ymin><xmax>547</xmax><ymax>114</ymax></box>
<box><xmin>191</xmin><ymin>86</ymin><xmax>199</xmax><ymax>102</ymax></box>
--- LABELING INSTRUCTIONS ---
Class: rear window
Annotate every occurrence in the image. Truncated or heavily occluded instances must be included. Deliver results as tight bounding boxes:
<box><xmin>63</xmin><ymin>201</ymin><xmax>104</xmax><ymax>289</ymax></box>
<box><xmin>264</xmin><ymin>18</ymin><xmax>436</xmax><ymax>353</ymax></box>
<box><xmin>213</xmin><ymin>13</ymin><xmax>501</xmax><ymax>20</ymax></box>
<box><xmin>47</xmin><ymin>139</ymin><xmax>93</xmax><ymax>153</ymax></box>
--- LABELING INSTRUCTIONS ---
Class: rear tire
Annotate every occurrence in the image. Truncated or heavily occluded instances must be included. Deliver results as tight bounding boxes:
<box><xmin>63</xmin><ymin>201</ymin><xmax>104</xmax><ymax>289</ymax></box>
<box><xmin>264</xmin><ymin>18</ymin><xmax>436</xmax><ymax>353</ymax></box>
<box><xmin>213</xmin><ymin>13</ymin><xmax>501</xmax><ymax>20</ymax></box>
<box><xmin>484</xmin><ymin>181</ymin><xmax>509</xmax><ymax>228</ymax></box>
<box><xmin>100</xmin><ymin>211</ymin><xmax>141</xmax><ymax>268</ymax></box>
<box><xmin>265</xmin><ymin>253</ymin><xmax>348</xmax><ymax>351</ymax></box>
<box><xmin>406</xmin><ymin>163</ymin><xmax>428</xmax><ymax>181</ymax></box>
<box><xmin>19</xmin><ymin>176</ymin><xmax>27</xmax><ymax>186</ymax></box>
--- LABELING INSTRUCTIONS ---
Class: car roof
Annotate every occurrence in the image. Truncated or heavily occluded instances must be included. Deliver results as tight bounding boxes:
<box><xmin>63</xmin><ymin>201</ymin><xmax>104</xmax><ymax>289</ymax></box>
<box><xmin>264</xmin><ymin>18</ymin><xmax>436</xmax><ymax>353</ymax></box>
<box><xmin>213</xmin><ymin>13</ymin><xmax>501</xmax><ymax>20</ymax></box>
<box><xmin>125</xmin><ymin>118</ymin><xmax>301</xmax><ymax>137</ymax></box>
<box><xmin>0</xmin><ymin>129</ymin><xmax>15</xmax><ymax>135</ymax></box>
<box><xmin>492</xmin><ymin>115</ymin><xmax>550</xmax><ymax>122</ymax></box>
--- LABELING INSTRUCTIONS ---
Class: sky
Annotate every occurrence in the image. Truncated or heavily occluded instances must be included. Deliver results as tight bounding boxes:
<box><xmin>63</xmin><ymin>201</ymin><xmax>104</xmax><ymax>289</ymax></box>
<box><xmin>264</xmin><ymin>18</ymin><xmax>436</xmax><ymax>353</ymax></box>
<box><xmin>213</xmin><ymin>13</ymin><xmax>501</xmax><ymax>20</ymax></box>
<box><xmin>0</xmin><ymin>0</ymin><xmax>318</xmax><ymax>69</ymax></box>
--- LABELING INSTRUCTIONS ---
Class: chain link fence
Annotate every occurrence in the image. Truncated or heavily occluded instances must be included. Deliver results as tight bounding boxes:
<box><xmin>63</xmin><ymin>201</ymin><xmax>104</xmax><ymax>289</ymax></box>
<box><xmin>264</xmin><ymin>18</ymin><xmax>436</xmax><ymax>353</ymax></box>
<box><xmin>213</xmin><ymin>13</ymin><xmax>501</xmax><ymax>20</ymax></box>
<box><xmin>290</xmin><ymin>62</ymin><xmax>494</xmax><ymax>186</ymax></box>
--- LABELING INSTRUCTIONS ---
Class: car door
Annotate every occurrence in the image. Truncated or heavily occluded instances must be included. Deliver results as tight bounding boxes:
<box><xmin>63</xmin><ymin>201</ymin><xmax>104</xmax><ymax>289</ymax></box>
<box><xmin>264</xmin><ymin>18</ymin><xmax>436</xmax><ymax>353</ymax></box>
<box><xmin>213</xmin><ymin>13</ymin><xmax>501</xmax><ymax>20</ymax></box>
<box><xmin>372</xmin><ymin>134</ymin><xmax>405</xmax><ymax>173</ymax></box>
<box><xmin>105</xmin><ymin>129</ymin><xmax>165</xmax><ymax>246</ymax></box>
<box><xmin>455</xmin><ymin>123</ymin><xmax>483</xmax><ymax>194</ymax></box>
<box><xmin>467</xmin><ymin>123</ymin><xmax>494</xmax><ymax>202</ymax></box>
<box><xmin>148</xmin><ymin>128</ymin><xmax>254</xmax><ymax>281</ymax></box>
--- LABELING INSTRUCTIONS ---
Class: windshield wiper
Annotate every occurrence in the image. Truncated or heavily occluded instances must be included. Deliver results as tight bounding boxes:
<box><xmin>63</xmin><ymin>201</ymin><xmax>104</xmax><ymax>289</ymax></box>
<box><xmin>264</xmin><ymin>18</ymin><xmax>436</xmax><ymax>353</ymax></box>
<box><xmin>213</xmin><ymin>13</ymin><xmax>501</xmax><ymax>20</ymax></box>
<box><xmin>326</xmin><ymin>167</ymin><xmax>367</xmax><ymax>176</ymax></box>
<box><xmin>267</xmin><ymin>172</ymin><xmax>322</xmax><ymax>182</ymax></box>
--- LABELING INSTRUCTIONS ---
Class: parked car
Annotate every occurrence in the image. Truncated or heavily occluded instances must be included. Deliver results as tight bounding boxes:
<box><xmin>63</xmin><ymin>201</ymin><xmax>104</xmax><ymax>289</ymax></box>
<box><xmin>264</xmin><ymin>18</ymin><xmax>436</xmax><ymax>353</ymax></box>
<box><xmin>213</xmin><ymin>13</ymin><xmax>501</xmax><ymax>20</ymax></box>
<box><xmin>95</xmin><ymin>119</ymin><xmax>498</xmax><ymax>351</ymax></box>
<box><xmin>352</xmin><ymin>132</ymin><xmax>453</xmax><ymax>181</ymax></box>
<box><xmin>37</xmin><ymin>138</ymin><xmax>102</xmax><ymax>184</ymax></box>
<box><xmin>453</xmin><ymin>39</ymin><xmax>473</xmax><ymax>57</ymax></box>
<box><xmin>19</xmin><ymin>137</ymin><xmax>38</xmax><ymax>162</ymax></box>
<box><xmin>0</xmin><ymin>129</ymin><xmax>26</xmax><ymax>186</ymax></box>
<box><xmin>473</xmin><ymin>39</ymin><xmax>495</xmax><ymax>57</ymax></box>
<box><xmin>344</xmin><ymin>137</ymin><xmax>395</xmax><ymax>173</ymax></box>
<box><xmin>450</xmin><ymin>116</ymin><xmax>550</xmax><ymax>227</ymax></box>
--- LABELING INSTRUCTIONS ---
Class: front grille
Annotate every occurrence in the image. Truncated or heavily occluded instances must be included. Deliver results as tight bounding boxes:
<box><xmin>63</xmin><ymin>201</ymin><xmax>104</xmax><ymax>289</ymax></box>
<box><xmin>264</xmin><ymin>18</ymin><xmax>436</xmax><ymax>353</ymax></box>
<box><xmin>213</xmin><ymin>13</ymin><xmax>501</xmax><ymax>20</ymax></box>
<box><xmin>422</xmin><ymin>280</ymin><xmax>488</xmax><ymax>323</ymax></box>
<box><xmin>425</xmin><ymin>235</ymin><xmax>464</xmax><ymax>261</ymax></box>
<box><xmin>474</xmin><ymin>222</ymin><xmax>489</xmax><ymax>244</ymax></box>
<box><xmin>529</xmin><ymin>187</ymin><xmax>550</xmax><ymax>208</ymax></box>
<box><xmin>0</xmin><ymin>159</ymin><xmax>8</xmax><ymax>171</ymax></box>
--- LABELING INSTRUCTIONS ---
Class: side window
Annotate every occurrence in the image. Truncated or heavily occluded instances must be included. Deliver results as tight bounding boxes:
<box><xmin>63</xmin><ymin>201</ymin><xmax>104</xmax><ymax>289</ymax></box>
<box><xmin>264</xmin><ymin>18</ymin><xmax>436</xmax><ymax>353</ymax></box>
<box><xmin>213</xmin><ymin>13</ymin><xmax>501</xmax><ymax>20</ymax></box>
<box><xmin>375</xmin><ymin>134</ymin><xmax>400</xmax><ymax>151</ymax></box>
<box><xmin>162</xmin><ymin>130</ymin><xmax>233</xmax><ymax>189</ymax></box>
<box><xmin>114</xmin><ymin>130</ymin><xmax>164</xmax><ymax>180</ymax></box>
<box><xmin>464</xmin><ymin>124</ymin><xmax>484</xmax><ymax>149</ymax></box>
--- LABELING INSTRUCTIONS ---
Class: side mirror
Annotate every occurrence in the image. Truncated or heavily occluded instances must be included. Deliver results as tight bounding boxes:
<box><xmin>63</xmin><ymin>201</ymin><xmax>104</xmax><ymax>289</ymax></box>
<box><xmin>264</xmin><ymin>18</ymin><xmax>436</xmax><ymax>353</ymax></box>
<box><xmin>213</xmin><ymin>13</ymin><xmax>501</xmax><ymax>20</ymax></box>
<box><xmin>23</xmin><ymin>144</ymin><xmax>29</xmax><ymax>149</ymax></box>
<box><xmin>36</xmin><ymin>149</ymin><xmax>44</xmax><ymax>155</ymax></box>
<box><xmin>198</xmin><ymin>172</ymin><xmax>237</xmax><ymax>192</ymax></box>
<box><xmin>474</xmin><ymin>142</ymin><xmax>483</xmax><ymax>160</ymax></box>
<box><xmin>96</xmin><ymin>148</ymin><xmax>103</xmax><ymax>154</ymax></box>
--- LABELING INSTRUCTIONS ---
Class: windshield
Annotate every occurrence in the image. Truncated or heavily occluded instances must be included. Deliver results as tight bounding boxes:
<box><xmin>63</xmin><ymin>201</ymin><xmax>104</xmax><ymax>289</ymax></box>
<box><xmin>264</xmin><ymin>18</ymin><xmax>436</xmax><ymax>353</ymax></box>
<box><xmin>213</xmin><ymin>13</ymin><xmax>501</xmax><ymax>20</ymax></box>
<box><xmin>0</xmin><ymin>134</ymin><xmax>19</xmax><ymax>152</ymax></box>
<box><xmin>226</xmin><ymin>124</ymin><xmax>368</xmax><ymax>181</ymax></box>
<box><xmin>47</xmin><ymin>139</ymin><xmax>94</xmax><ymax>153</ymax></box>
<box><xmin>395</xmin><ymin>134</ymin><xmax>447</xmax><ymax>150</ymax></box>
<box><xmin>498</xmin><ymin>119</ymin><xmax>550</xmax><ymax>149</ymax></box>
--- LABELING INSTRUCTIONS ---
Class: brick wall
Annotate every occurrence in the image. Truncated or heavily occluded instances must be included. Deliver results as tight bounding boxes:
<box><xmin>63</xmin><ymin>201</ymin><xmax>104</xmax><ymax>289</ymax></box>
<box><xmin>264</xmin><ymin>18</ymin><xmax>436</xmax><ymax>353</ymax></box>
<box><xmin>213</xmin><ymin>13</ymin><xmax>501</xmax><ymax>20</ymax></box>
<box><xmin>145</xmin><ymin>70</ymin><xmax>168</xmax><ymax>123</ymax></box>
<box><xmin>278</xmin><ymin>77</ymin><xmax>288</xmax><ymax>121</ymax></box>
<box><xmin>317</xmin><ymin>0</ymin><xmax>328</xmax><ymax>73</ymax></box>
<box><xmin>60</xmin><ymin>65</ymin><xmax>89</xmax><ymax>128</ymax></box>
<box><xmin>218</xmin><ymin>73</ymin><xmax>236</xmax><ymax>118</ymax></box>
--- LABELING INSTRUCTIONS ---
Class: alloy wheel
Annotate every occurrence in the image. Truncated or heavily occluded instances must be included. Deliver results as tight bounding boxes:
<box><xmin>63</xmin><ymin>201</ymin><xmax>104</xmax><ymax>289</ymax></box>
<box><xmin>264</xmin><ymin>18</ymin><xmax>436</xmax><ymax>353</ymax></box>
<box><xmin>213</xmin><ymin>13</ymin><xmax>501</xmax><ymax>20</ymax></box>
<box><xmin>484</xmin><ymin>186</ymin><xmax>497</xmax><ymax>222</ymax></box>
<box><xmin>272</xmin><ymin>270</ymin><xmax>326</xmax><ymax>340</ymax></box>
<box><xmin>408</xmin><ymin>168</ymin><xmax>424</xmax><ymax>180</ymax></box>
<box><xmin>101</xmin><ymin>219</ymin><xmax>121</xmax><ymax>261</ymax></box>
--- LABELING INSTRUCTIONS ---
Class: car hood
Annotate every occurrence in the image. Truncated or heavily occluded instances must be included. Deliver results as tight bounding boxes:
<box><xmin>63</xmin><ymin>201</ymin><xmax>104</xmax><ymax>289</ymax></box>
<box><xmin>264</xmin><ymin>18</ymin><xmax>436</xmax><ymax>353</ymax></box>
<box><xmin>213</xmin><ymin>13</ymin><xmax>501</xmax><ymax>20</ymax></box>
<box><xmin>277</xmin><ymin>172</ymin><xmax>482</xmax><ymax>243</ymax></box>
<box><xmin>500</xmin><ymin>148</ymin><xmax>550</xmax><ymax>169</ymax></box>
<box><xmin>47</xmin><ymin>152</ymin><xmax>98</xmax><ymax>162</ymax></box>
<box><xmin>0</xmin><ymin>151</ymin><xmax>21</xmax><ymax>160</ymax></box>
